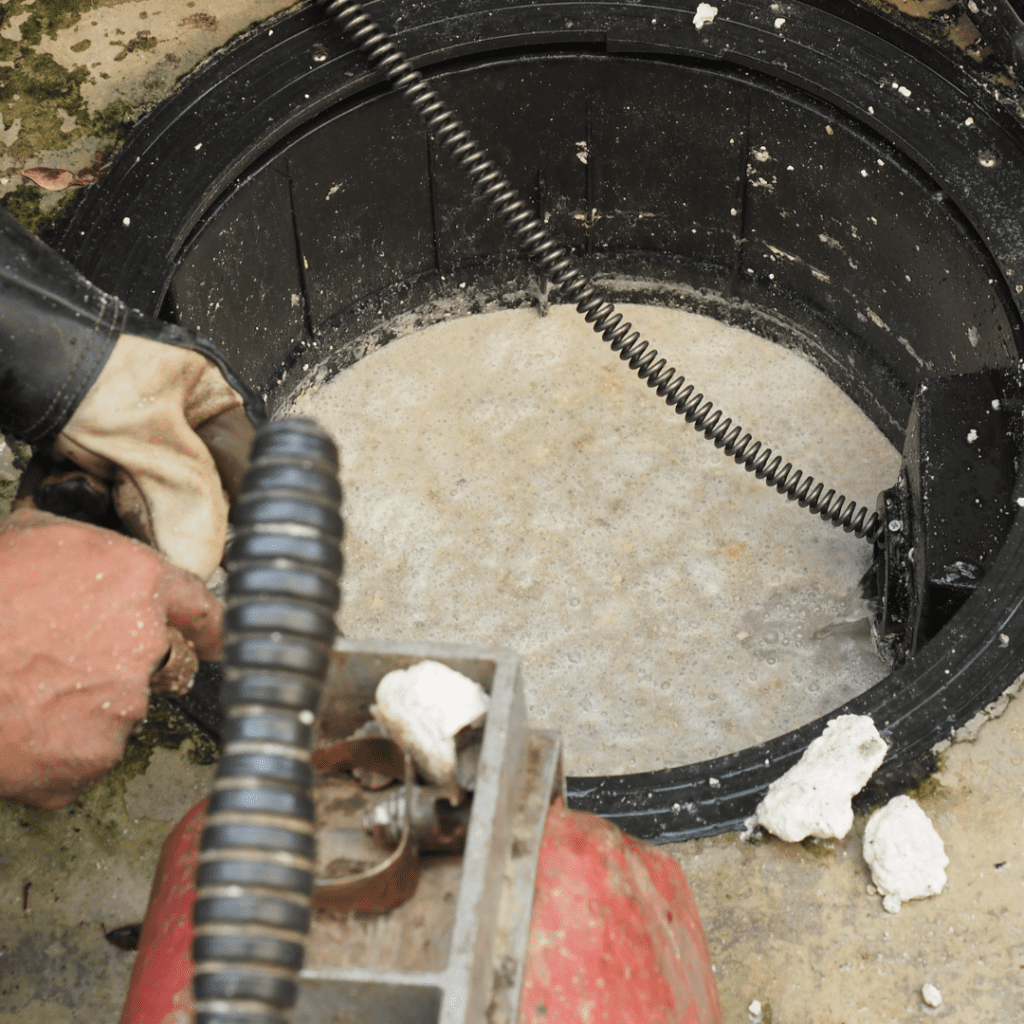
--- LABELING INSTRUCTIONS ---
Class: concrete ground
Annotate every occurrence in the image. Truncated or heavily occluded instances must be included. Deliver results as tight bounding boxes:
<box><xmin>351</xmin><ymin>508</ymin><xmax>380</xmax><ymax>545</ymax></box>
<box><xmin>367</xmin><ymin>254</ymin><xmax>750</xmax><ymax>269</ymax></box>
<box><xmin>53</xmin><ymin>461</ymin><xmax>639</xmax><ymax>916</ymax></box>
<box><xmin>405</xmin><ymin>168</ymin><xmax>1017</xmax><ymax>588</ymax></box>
<box><xmin>2</xmin><ymin>2</ymin><xmax>1023</xmax><ymax>1023</ymax></box>
<box><xmin>668</xmin><ymin>687</ymin><xmax>1024</xmax><ymax>1024</ymax></box>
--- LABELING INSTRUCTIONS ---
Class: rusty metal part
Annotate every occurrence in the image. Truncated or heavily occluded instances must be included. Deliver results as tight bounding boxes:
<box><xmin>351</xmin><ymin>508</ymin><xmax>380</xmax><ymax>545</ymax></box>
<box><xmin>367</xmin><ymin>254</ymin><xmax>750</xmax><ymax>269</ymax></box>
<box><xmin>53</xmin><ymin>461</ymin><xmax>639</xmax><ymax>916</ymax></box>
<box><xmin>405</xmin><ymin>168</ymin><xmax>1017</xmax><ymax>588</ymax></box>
<box><xmin>311</xmin><ymin>735</ymin><xmax>407</xmax><ymax>781</ymax></box>
<box><xmin>148</xmin><ymin>627</ymin><xmax>199</xmax><ymax>696</ymax></box>
<box><xmin>312</xmin><ymin>754</ymin><xmax>420</xmax><ymax>913</ymax></box>
<box><xmin>364</xmin><ymin>785</ymin><xmax>472</xmax><ymax>853</ymax></box>
<box><xmin>345</xmin><ymin>720</ymin><xmax>398</xmax><ymax>790</ymax></box>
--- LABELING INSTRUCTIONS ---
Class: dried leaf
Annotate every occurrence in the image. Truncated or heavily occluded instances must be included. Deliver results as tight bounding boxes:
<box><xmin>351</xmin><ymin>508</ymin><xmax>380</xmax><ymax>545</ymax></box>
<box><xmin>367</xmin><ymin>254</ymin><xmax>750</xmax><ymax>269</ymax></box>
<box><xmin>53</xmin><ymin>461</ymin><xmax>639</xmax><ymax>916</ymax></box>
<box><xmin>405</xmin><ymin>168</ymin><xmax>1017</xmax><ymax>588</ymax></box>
<box><xmin>22</xmin><ymin>166</ymin><xmax>98</xmax><ymax>191</ymax></box>
<box><xmin>22</xmin><ymin>167</ymin><xmax>76</xmax><ymax>191</ymax></box>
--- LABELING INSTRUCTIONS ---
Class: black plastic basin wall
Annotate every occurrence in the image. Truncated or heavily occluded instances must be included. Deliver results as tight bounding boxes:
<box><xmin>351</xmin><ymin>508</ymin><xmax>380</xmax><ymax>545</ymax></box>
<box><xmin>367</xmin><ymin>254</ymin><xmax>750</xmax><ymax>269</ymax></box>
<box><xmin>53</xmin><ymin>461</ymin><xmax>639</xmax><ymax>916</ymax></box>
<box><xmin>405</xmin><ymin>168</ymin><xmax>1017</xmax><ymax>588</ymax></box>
<box><xmin>61</xmin><ymin>0</ymin><xmax>1024</xmax><ymax>840</ymax></box>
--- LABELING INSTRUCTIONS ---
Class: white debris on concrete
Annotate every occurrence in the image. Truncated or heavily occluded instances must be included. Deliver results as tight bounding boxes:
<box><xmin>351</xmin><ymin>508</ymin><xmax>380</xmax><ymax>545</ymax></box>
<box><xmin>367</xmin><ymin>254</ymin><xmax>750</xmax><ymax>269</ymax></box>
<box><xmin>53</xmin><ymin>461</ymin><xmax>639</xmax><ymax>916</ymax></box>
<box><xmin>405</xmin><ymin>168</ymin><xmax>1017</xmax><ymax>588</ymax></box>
<box><xmin>693</xmin><ymin>3</ymin><xmax>719</xmax><ymax>29</ymax></box>
<box><xmin>921</xmin><ymin>982</ymin><xmax>943</xmax><ymax>1008</ymax></box>
<box><xmin>371</xmin><ymin>660</ymin><xmax>489</xmax><ymax>800</ymax></box>
<box><xmin>863</xmin><ymin>796</ymin><xmax>948</xmax><ymax>913</ymax></box>
<box><xmin>747</xmin><ymin>998</ymin><xmax>763</xmax><ymax>1020</ymax></box>
<box><xmin>751</xmin><ymin>715</ymin><xmax>888</xmax><ymax>842</ymax></box>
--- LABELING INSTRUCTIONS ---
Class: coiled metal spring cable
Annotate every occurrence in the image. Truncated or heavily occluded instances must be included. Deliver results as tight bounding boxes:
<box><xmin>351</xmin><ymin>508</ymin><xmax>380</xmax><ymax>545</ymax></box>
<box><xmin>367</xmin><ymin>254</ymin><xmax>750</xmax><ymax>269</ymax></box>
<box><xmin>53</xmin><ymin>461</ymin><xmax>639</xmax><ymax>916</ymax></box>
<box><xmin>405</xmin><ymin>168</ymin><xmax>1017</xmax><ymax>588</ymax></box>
<box><xmin>317</xmin><ymin>0</ymin><xmax>883</xmax><ymax>542</ymax></box>
<box><xmin>192</xmin><ymin>419</ymin><xmax>342</xmax><ymax>1024</ymax></box>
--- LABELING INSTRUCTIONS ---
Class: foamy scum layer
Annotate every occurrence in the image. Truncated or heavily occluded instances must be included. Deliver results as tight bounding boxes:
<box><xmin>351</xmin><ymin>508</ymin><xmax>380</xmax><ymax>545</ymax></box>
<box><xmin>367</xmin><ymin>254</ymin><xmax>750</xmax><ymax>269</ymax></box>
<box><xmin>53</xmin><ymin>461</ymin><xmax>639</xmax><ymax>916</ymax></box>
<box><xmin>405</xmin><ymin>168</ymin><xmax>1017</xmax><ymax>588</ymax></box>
<box><xmin>292</xmin><ymin>304</ymin><xmax>901</xmax><ymax>775</ymax></box>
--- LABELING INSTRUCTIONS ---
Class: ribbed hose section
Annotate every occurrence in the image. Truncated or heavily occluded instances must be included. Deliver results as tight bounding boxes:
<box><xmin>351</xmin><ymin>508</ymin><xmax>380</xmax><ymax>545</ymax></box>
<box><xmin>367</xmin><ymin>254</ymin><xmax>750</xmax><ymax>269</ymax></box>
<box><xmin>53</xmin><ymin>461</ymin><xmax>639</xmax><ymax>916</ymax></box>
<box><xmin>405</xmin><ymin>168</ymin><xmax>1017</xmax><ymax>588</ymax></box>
<box><xmin>316</xmin><ymin>0</ymin><xmax>883</xmax><ymax>542</ymax></box>
<box><xmin>193</xmin><ymin>418</ymin><xmax>342</xmax><ymax>1024</ymax></box>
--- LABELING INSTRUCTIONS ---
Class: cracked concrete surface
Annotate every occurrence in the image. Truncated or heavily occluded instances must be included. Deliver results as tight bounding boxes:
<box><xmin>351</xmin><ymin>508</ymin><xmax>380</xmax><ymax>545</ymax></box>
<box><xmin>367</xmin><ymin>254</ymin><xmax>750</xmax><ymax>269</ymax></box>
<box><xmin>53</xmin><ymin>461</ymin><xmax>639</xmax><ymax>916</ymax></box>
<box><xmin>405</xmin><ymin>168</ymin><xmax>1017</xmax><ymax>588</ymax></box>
<box><xmin>3</xmin><ymin>2</ymin><xmax>1024</xmax><ymax>1022</ymax></box>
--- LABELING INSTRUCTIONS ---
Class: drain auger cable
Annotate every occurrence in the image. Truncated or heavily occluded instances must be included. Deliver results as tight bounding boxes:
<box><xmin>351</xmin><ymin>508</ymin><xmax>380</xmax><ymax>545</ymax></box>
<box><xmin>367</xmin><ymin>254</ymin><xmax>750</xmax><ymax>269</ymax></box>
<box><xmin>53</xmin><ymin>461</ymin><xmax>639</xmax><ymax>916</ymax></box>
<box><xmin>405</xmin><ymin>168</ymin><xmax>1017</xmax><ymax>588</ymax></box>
<box><xmin>315</xmin><ymin>0</ymin><xmax>883</xmax><ymax>542</ymax></box>
<box><xmin>192</xmin><ymin>418</ymin><xmax>342</xmax><ymax>1024</ymax></box>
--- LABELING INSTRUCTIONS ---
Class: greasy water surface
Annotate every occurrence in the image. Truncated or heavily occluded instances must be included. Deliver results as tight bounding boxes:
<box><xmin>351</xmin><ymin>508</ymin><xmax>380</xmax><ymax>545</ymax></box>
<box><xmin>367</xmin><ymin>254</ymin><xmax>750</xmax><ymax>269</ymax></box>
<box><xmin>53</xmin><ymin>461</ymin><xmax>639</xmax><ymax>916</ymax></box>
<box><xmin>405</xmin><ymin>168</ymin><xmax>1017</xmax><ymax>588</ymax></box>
<box><xmin>292</xmin><ymin>303</ymin><xmax>901</xmax><ymax>775</ymax></box>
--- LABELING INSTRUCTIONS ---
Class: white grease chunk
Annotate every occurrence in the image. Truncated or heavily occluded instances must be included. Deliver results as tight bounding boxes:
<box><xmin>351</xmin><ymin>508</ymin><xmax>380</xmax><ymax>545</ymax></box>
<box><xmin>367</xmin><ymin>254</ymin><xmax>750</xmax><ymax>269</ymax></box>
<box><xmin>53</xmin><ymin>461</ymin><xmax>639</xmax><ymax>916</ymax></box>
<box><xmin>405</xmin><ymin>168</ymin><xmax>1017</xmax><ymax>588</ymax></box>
<box><xmin>693</xmin><ymin>3</ymin><xmax>719</xmax><ymax>29</ymax></box>
<box><xmin>863</xmin><ymin>796</ymin><xmax>948</xmax><ymax>910</ymax></box>
<box><xmin>753</xmin><ymin>715</ymin><xmax>887</xmax><ymax>841</ymax></box>
<box><xmin>371</xmin><ymin>660</ymin><xmax>489</xmax><ymax>793</ymax></box>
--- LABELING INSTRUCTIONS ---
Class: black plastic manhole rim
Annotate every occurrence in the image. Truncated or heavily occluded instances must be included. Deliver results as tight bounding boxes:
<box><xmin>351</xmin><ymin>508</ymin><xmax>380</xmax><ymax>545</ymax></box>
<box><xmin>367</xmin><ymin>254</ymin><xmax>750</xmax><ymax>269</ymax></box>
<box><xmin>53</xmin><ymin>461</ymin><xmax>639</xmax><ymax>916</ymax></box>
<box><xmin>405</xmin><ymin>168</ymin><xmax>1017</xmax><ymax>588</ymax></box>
<box><xmin>61</xmin><ymin>0</ymin><xmax>1024</xmax><ymax>841</ymax></box>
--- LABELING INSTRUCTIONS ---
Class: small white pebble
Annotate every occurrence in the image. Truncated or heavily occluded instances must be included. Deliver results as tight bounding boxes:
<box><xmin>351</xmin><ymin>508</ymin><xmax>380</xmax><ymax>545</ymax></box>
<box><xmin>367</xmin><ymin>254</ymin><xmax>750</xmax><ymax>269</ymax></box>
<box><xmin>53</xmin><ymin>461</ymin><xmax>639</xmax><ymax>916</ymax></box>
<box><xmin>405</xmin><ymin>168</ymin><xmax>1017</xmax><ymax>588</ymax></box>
<box><xmin>967</xmin><ymin>428</ymin><xmax>978</xmax><ymax>444</ymax></box>
<box><xmin>748</xmin><ymin>999</ymin><xmax>762</xmax><ymax>1017</ymax></box>
<box><xmin>101</xmin><ymin>701</ymin><xmax>111</xmax><ymax>710</ymax></box>
<box><xmin>693</xmin><ymin>3</ymin><xmax>718</xmax><ymax>29</ymax></box>
<box><xmin>860</xmin><ymin>169</ymin><xmax>869</xmax><ymax>177</ymax></box>
<box><xmin>709</xmin><ymin>777</ymin><xmax>721</xmax><ymax>786</ymax></box>
<box><xmin>921</xmin><ymin>983</ymin><xmax>942</xmax><ymax>1008</ymax></box>
<box><xmin>965</xmin><ymin>116</ymin><xmax>975</xmax><ymax>126</ymax></box>
<box><xmin>774</xmin><ymin>17</ymin><xmax>785</xmax><ymax>28</ymax></box>
<box><xmin>898</xmin><ymin>85</ymin><xmax>912</xmax><ymax>98</ymax></box>
<box><xmin>866</xmin><ymin>883</ymin><xmax>878</xmax><ymax>896</ymax></box>
<box><xmin>122</xmin><ymin>216</ymin><xmax>130</xmax><ymax>227</ymax></box>
<box><xmin>194</xmin><ymin>142</ymin><xmax>202</xmax><ymax>151</ymax></box>
<box><xmin>298</xmin><ymin>709</ymin><xmax>315</xmax><ymax>725</ymax></box>
<box><xmin>1017</xmin><ymin>497</ymin><xmax>1024</xmax><ymax>507</ymax></box>
<box><xmin>1000</xmin><ymin>633</ymin><xmax>1010</xmax><ymax>646</ymax></box>
<box><xmin>883</xmin><ymin>893</ymin><xmax>902</xmax><ymax>913</ymax></box>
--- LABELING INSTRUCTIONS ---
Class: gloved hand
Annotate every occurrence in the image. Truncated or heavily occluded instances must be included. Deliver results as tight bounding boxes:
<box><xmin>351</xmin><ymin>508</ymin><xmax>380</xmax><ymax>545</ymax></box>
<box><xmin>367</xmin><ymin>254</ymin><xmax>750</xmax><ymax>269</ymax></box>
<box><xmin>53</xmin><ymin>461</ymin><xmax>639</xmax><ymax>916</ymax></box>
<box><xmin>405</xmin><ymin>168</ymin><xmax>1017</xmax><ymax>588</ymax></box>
<box><xmin>0</xmin><ymin>206</ymin><xmax>262</xmax><ymax>581</ymax></box>
<box><xmin>51</xmin><ymin>333</ymin><xmax>255</xmax><ymax>582</ymax></box>
<box><xmin>0</xmin><ymin>508</ymin><xmax>223</xmax><ymax>811</ymax></box>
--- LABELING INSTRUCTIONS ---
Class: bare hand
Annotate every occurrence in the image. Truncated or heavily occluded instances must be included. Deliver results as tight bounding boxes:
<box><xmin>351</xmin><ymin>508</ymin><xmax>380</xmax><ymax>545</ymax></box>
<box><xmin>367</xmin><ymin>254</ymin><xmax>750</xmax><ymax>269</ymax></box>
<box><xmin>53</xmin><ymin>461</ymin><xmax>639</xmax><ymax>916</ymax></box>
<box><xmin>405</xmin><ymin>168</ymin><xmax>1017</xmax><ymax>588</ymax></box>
<box><xmin>0</xmin><ymin>509</ymin><xmax>222</xmax><ymax>810</ymax></box>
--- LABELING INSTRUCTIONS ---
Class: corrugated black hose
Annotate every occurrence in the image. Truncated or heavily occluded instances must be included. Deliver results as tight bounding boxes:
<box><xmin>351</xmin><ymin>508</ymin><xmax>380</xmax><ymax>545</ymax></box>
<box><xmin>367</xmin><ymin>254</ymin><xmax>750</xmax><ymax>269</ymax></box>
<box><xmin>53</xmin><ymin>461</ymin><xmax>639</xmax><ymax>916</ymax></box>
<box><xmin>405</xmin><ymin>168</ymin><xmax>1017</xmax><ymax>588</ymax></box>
<box><xmin>191</xmin><ymin>418</ymin><xmax>342</xmax><ymax>1024</ymax></box>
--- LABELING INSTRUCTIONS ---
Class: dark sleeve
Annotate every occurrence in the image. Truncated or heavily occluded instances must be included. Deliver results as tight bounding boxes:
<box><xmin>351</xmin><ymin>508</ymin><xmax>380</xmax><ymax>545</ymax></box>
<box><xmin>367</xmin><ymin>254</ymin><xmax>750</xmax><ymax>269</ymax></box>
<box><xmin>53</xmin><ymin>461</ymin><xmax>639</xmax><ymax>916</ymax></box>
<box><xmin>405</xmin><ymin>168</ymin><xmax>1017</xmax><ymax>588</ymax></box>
<box><xmin>0</xmin><ymin>207</ymin><xmax>265</xmax><ymax>444</ymax></box>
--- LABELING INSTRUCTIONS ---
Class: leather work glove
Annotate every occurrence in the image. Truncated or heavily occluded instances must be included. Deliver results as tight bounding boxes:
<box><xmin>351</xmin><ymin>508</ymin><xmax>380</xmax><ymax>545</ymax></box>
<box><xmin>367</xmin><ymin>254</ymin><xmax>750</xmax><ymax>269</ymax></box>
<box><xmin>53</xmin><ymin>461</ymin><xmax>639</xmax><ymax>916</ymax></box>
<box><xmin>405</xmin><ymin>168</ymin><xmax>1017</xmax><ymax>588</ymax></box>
<box><xmin>52</xmin><ymin>334</ymin><xmax>255</xmax><ymax>581</ymax></box>
<box><xmin>0</xmin><ymin>508</ymin><xmax>223</xmax><ymax>810</ymax></box>
<box><xmin>0</xmin><ymin>206</ymin><xmax>264</xmax><ymax>580</ymax></box>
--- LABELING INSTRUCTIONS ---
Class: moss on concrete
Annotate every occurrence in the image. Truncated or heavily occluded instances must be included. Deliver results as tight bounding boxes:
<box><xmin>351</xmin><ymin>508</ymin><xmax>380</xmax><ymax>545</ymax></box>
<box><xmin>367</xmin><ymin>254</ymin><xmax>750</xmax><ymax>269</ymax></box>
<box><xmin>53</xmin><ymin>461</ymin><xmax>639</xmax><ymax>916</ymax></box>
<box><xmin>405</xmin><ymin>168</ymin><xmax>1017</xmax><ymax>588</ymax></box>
<box><xmin>799</xmin><ymin>836</ymin><xmax>839</xmax><ymax>860</ymax></box>
<box><xmin>130</xmin><ymin>696</ymin><xmax>219</xmax><ymax>768</ymax></box>
<box><xmin>0</xmin><ymin>180</ymin><xmax>79</xmax><ymax>241</ymax></box>
<box><xmin>12</xmin><ymin>0</ymin><xmax>102</xmax><ymax>47</ymax></box>
<box><xmin>0</xmin><ymin>45</ymin><xmax>91</xmax><ymax>159</ymax></box>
